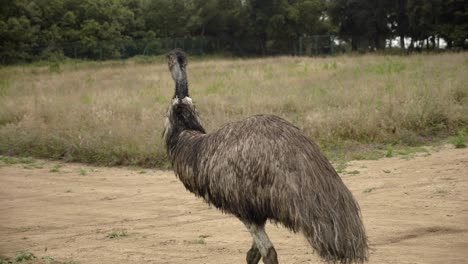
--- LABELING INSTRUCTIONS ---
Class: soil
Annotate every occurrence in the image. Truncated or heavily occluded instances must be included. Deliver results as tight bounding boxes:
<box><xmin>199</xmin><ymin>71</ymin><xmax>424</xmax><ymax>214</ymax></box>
<box><xmin>1</xmin><ymin>145</ymin><xmax>467</xmax><ymax>264</ymax></box>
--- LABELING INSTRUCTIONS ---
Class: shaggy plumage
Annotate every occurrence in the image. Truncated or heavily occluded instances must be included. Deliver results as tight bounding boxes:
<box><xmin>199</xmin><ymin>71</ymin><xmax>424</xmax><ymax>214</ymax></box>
<box><xmin>163</xmin><ymin>49</ymin><xmax>368</xmax><ymax>264</ymax></box>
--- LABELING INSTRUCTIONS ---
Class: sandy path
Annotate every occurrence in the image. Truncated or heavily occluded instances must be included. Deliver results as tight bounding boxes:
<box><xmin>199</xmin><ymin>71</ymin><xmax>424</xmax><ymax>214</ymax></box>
<box><xmin>0</xmin><ymin>146</ymin><xmax>467</xmax><ymax>263</ymax></box>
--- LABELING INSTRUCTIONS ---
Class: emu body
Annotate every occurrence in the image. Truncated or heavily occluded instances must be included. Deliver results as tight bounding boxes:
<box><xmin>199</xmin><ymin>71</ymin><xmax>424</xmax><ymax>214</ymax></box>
<box><xmin>164</xmin><ymin>49</ymin><xmax>368</xmax><ymax>264</ymax></box>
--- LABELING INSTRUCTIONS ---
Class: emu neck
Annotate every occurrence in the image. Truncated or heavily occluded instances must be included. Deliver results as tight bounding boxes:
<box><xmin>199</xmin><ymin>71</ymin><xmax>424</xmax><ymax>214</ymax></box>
<box><xmin>172</xmin><ymin>65</ymin><xmax>189</xmax><ymax>98</ymax></box>
<box><xmin>175</xmin><ymin>79</ymin><xmax>188</xmax><ymax>99</ymax></box>
<box><xmin>164</xmin><ymin>99</ymin><xmax>206</xmax><ymax>157</ymax></box>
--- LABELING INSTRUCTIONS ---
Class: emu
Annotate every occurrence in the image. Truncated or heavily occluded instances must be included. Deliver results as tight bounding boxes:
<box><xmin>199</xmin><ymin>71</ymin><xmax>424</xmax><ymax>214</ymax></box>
<box><xmin>163</xmin><ymin>49</ymin><xmax>368</xmax><ymax>264</ymax></box>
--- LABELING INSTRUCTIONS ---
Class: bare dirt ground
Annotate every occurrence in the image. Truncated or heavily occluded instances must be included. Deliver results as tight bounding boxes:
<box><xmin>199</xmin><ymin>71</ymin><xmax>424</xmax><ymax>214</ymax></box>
<box><xmin>1</xmin><ymin>145</ymin><xmax>467</xmax><ymax>264</ymax></box>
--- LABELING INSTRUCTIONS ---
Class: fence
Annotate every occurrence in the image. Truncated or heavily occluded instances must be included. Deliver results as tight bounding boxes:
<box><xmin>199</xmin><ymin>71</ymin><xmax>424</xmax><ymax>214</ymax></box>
<box><xmin>298</xmin><ymin>35</ymin><xmax>336</xmax><ymax>56</ymax></box>
<box><xmin>1</xmin><ymin>36</ymin><xmax>337</xmax><ymax>63</ymax></box>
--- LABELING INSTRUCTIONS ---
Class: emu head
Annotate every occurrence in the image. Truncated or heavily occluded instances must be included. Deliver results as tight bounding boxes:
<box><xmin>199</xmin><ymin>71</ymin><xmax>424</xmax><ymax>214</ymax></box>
<box><xmin>164</xmin><ymin>49</ymin><xmax>205</xmax><ymax>150</ymax></box>
<box><xmin>167</xmin><ymin>49</ymin><xmax>188</xmax><ymax>99</ymax></box>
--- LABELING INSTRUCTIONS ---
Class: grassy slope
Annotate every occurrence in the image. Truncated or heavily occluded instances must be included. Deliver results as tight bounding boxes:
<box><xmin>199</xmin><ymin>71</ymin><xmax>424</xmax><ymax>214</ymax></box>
<box><xmin>0</xmin><ymin>53</ymin><xmax>467</xmax><ymax>167</ymax></box>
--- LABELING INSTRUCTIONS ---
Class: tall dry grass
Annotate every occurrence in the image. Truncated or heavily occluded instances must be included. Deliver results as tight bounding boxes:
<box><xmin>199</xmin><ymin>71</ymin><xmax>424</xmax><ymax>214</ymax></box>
<box><xmin>0</xmin><ymin>53</ymin><xmax>467</xmax><ymax>167</ymax></box>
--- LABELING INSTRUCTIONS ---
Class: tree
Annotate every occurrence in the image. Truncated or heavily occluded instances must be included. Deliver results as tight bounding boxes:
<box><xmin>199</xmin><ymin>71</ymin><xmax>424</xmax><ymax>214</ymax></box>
<box><xmin>328</xmin><ymin>0</ymin><xmax>393</xmax><ymax>51</ymax></box>
<box><xmin>406</xmin><ymin>0</ymin><xmax>442</xmax><ymax>50</ymax></box>
<box><xmin>0</xmin><ymin>16</ymin><xmax>39</xmax><ymax>63</ymax></box>
<box><xmin>437</xmin><ymin>0</ymin><xmax>468</xmax><ymax>49</ymax></box>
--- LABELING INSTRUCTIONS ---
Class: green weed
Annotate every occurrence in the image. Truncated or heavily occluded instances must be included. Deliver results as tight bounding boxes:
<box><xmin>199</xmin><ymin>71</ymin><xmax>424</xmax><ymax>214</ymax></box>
<box><xmin>385</xmin><ymin>147</ymin><xmax>393</xmax><ymax>157</ymax></box>
<box><xmin>452</xmin><ymin>129</ymin><xmax>466</xmax><ymax>148</ymax></box>
<box><xmin>194</xmin><ymin>235</ymin><xmax>209</xmax><ymax>245</ymax></box>
<box><xmin>195</xmin><ymin>236</ymin><xmax>205</xmax><ymax>244</ymax></box>
<box><xmin>352</xmin><ymin>149</ymin><xmax>385</xmax><ymax>161</ymax></box>
<box><xmin>79</xmin><ymin>168</ymin><xmax>87</xmax><ymax>176</ymax></box>
<box><xmin>14</xmin><ymin>250</ymin><xmax>36</xmax><ymax>262</ymax></box>
<box><xmin>335</xmin><ymin>162</ymin><xmax>348</xmax><ymax>174</ymax></box>
<box><xmin>106</xmin><ymin>229</ymin><xmax>127</xmax><ymax>239</ymax></box>
<box><xmin>42</xmin><ymin>256</ymin><xmax>55</xmax><ymax>262</ymax></box>
<box><xmin>0</xmin><ymin>79</ymin><xmax>11</xmax><ymax>97</ymax></box>
<box><xmin>0</xmin><ymin>258</ymin><xmax>11</xmax><ymax>264</ymax></box>
<box><xmin>0</xmin><ymin>156</ymin><xmax>35</xmax><ymax>165</ymax></box>
<box><xmin>22</xmin><ymin>164</ymin><xmax>41</xmax><ymax>169</ymax></box>
<box><xmin>394</xmin><ymin>146</ymin><xmax>428</xmax><ymax>156</ymax></box>
<box><xmin>50</xmin><ymin>164</ymin><xmax>63</xmax><ymax>173</ymax></box>
<box><xmin>347</xmin><ymin>170</ymin><xmax>360</xmax><ymax>175</ymax></box>
<box><xmin>48</xmin><ymin>61</ymin><xmax>61</xmax><ymax>73</ymax></box>
<box><xmin>1</xmin><ymin>252</ymin><xmax>77</xmax><ymax>264</ymax></box>
<box><xmin>363</xmin><ymin>187</ymin><xmax>376</xmax><ymax>193</ymax></box>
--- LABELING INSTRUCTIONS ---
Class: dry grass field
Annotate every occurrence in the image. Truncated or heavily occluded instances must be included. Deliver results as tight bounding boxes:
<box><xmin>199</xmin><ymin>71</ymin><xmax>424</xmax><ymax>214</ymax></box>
<box><xmin>0</xmin><ymin>54</ymin><xmax>468</xmax><ymax>263</ymax></box>
<box><xmin>0</xmin><ymin>53</ymin><xmax>467</xmax><ymax>167</ymax></box>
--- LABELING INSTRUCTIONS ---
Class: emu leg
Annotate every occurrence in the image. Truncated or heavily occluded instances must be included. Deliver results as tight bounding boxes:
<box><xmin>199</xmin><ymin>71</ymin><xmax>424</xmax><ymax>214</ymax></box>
<box><xmin>243</xmin><ymin>222</ymin><xmax>279</xmax><ymax>264</ymax></box>
<box><xmin>246</xmin><ymin>242</ymin><xmax>261</xmax><ymax>264</ymax></box>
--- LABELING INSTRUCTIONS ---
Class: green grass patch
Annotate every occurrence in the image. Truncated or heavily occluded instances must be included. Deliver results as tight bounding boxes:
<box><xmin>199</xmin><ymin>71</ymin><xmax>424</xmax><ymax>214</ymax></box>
<box><xmin>194</xmin><ymin>236</ymin><xmax>206</xmax><ymax>245</ymax></box>
<box><xmin>0</xmin><ymin>79</ymin><xmax>11</xmax><ymax>97</ymax></box>
<box><xmin>334</xmin><ymin>162</ymin><xmax>348</xmax><ymax>174</ymax></box>
<box><xmin>393</xmin><ymin>146</ymin><xmax>428</xmax><ymax>156</ymax></box>
<box><xmin>191</xmin><ymin>235</ymin><xmax>209</xmax><ymax>245</ymax></box>
<box><xmin>79</xmin><ymin>168</ymin><xmax>87</xmax><ymax>176</ymax></box>
<box><xmin>451</xmin><ymin>129</ymin><xmax>467</xmax><ymax>148</ymax></box>
<box><xmin>106</xmin><ymin>229</ymin><xmax>127</xmax><ymax>239</ymax></box>
<box><xmin>14</xmin><ymin>251</ymin><xmax>36</xmax><ymax>262</ymax></box>
<box><xmin>49</xmin><ymin>164</ymin><xmax>63</xmax><ymax>173</ymax></box>
<box><xmin>0</xmin><ymin>156</ymin><xmax>35</xmax><ymax>165</ymax></box>
<box><xmin>22</xmin><ymin>163</ymin><xmax>44</xmax><ymax>169</ymax></box>
<box><xmin>351</xmin><ymin>149</ymin><xmax>385</xmax><ymax>161</ymax></box>
<box><xmin>385</xmin><ymin>147</ymin><xmax>394</xmax><ymax>157</ymax></box>
<box><xmin>347</xmin><ymin>170</ymin><xmax>360</xmax><ymax>175</ymax></box>
<box><xmin>363</xmin><ymin>187</ymin><xmax>376</xmax><ymax>193</ymax></box>
<box><xmin>1</xmin><ymin>252</ymin><xmax>78</xmax><ymax>264</ymax></box>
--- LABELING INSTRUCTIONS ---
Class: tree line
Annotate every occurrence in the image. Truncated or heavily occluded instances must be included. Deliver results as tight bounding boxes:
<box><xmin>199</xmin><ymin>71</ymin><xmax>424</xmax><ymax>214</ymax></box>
<box><xmin>1</xmin><ymin>0</ymin><xmax>467</xmax><ymax>63</ymax></box>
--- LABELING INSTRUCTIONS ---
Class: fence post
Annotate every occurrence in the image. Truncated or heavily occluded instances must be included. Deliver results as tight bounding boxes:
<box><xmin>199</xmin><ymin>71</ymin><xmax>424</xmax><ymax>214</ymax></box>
<box><xmin>200</xmin><ymin>37</ymin><xmax>205</xmax><ymax>55</ymax></box>
<box><xmin>298</xmin><ymin>37</ymin><xmax>303</xmax><ymax>56</ymax></box>
<box><xmin>314</xmin><ymin>36</ymin><xmax>318</xmax><ymax>55</ymax></box>
<box><xmin>330</xmin><ymin>35</ymin><xmax>334</xmax><ymax>55</ymax></box>
<box><xmin>143</xmin><ymin>43</ymin><xmax>148</xmax><ymax>56</ymax></box>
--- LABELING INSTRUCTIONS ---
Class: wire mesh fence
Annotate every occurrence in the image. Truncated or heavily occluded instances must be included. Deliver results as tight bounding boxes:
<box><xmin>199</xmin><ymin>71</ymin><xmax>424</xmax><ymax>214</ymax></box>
<box><xmin>298</xmin><ymin>36</ymin><xmax>336</xmax><ymax>56</ymax></box>
<box><xmin>1</xmin><ymin>35</ymin><xmax>337</xmax><ymax>63</ymax></box>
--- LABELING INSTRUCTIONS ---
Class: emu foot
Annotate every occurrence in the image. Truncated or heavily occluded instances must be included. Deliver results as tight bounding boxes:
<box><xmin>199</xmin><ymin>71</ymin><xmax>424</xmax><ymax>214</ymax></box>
<box><xmin>246</xmin><ymin>245</ymin><xmax>261</xmax><ymax>264</ymax></box>
<box><xmin>262</xmin><ymin>247</ymin><xmax>278</xmax><ymax>264</ymax></box>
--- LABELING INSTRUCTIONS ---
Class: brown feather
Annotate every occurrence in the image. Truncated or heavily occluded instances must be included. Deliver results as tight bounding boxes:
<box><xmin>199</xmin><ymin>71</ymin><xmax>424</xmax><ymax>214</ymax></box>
<box><xmin>164</xmin><ymin>98</ymin><xmax>368</xmax><ymax>263</ymax></box>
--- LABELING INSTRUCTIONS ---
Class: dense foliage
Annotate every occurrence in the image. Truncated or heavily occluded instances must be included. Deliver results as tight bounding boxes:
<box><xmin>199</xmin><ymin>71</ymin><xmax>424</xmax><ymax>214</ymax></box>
<box><xmin>328</xmin><ymin>0</ymin><xmax>468</xmax><ymax>51</ymax></box>
<box><xmin>0</xmin><ymin>0</ymin><xmax>467</xmax><ymax>63</ymax></box>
